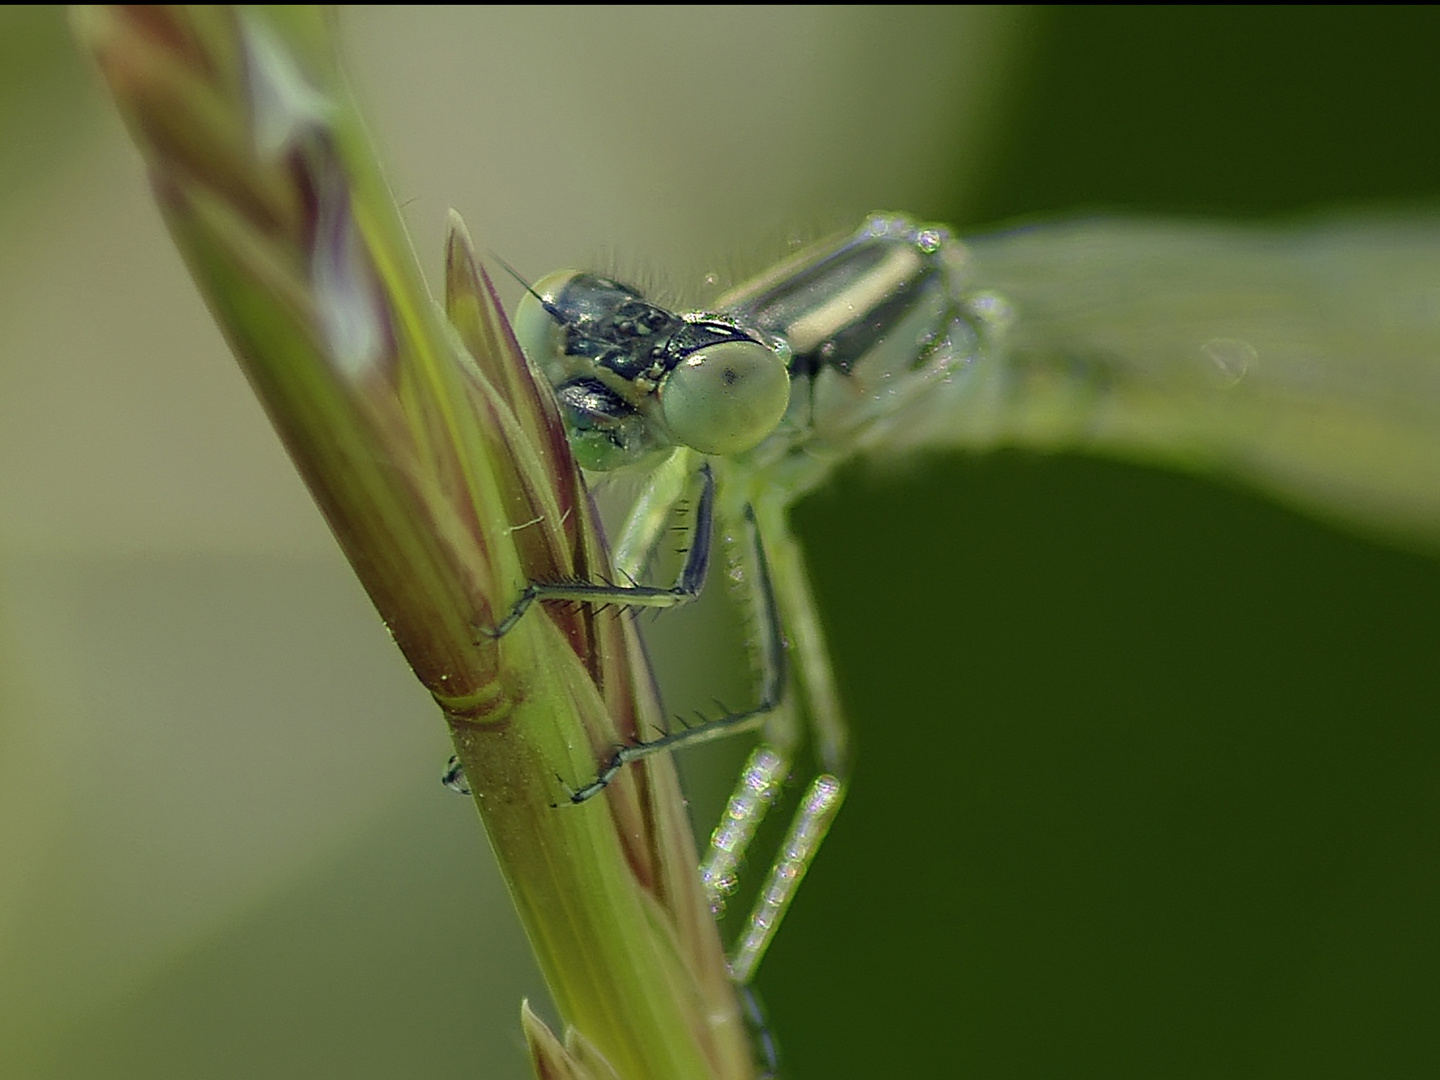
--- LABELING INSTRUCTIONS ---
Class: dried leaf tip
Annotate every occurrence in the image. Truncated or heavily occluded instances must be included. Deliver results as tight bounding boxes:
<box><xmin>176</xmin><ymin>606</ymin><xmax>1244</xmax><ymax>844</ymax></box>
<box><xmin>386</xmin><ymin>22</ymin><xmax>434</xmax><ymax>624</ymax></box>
<box><xmin>522</xmin><ymin>1000</ymin><xmax>622</xmax><ymax>1080</ymax></box>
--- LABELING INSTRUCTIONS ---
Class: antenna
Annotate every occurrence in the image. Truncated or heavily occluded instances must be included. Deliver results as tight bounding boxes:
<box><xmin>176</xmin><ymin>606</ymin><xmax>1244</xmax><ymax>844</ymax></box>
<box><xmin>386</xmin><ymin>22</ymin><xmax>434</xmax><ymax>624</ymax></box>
<box><xmin>491</xmin><ymin>254</ymin><xmax>567</xmax><ymax>326</ymax></box>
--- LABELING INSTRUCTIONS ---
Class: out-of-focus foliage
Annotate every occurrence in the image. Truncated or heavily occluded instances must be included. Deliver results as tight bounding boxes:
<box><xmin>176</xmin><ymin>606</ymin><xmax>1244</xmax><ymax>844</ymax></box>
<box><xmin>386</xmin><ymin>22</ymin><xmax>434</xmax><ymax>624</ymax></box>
<box><xmin>0</xmin><ymin>7</ymin><xmax>97</xmax><ymax>209</ymax></box>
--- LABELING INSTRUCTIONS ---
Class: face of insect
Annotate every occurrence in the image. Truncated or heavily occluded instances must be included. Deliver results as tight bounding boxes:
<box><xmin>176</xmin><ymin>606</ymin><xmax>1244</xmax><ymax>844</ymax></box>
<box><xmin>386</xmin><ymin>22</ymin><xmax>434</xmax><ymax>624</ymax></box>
<box><xmin>512</xmin><ymin>269</ymin><xmax>792</xmax><ymax>470</ymax></box>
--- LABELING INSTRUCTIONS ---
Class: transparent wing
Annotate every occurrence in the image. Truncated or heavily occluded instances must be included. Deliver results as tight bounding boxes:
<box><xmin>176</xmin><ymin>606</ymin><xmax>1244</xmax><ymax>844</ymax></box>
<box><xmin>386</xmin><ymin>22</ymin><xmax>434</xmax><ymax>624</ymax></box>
<box><xmin>876</xmin><ymin>214</ymin><xmax>1440</xmax><ymax>551</ymax></box>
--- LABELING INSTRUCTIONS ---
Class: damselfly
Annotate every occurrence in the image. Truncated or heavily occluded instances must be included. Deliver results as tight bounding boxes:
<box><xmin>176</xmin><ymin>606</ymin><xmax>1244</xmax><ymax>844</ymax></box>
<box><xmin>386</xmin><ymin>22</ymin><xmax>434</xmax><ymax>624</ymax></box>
<box><xmin>489</xmin><ymin>213</ymin><xmax>1011</xmax><ymax>982</ymax></box>
<box><xmin>483</xmin><ymin>207</ymin><xmax>1440</xmax><ymax>983</ymax></box>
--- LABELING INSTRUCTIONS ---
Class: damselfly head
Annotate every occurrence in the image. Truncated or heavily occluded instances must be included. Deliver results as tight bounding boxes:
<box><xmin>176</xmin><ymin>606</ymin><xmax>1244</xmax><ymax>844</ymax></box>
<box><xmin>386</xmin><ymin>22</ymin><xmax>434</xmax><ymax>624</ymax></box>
<box><xmin>512</xmin><ymin>267</ymin><xmax>791</xmax><ymax>469</ymax></box>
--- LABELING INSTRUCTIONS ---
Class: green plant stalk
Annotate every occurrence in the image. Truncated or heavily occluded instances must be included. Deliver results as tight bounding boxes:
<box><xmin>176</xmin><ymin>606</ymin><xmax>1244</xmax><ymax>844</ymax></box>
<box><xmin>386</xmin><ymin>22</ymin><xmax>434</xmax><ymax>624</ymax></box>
<box><xmin>73</xmin><ymin>7</ymin><xmax>752</xmax><ymax>1077</ymax></box>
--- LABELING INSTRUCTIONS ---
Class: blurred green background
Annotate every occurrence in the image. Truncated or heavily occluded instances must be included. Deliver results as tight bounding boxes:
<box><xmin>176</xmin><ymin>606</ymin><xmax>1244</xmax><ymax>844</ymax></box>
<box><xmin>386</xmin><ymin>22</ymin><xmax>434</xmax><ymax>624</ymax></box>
<box><xmin>1</xmin><ymin>7</ymin><xmax>1436</xmax><ymax>1079</ymax></box>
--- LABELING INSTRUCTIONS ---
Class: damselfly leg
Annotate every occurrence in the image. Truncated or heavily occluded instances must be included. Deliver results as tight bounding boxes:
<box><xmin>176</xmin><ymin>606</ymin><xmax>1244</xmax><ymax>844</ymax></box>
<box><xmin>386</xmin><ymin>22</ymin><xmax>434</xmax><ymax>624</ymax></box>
<box><xmin>487</xmin><ymin>445</ymin><xmax>847</xmax><ymax>980</ymax></box>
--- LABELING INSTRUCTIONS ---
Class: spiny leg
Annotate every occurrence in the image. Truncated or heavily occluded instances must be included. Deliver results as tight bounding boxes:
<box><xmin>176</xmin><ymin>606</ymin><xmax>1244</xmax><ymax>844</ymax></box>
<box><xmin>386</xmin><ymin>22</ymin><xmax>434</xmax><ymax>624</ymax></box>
<box><xmin>483</xmin><ymin>456</ymin><xmax>715</xmax><ymax>641</ymax></box>
<box><xmin>700</xmin><ymin>745</ymin><xmax>787</xmax><ymax>909</ymax></box>
<box><xmin>567</xmin><ymin>501</ymin><xmax>788</xmax><ymax>805</ymax></box>
<box><xmin>484</xmin><ymin>451</ymin><xmax>786</xmax><ymax>806</ymax></box>
<box><xmin>727</xmin><ymin>773</ymin><xmax>844</xmax><ymax>984</ymax></box>
<box><xmin>753</xmin><ymin>496</ymin><xmax>851</xmax><ymax>780</ymax></box>
<box><xmin>711</xmin><ymin>493</ymin><xmax>850</xmax><ymax>983</ymax></box>
<box><xmin>476</xmin><ymin>446</ymin><xmax>847</xmax><ymax>981</ymax></box>
<box><xmin>699</xmin><ymin>503</ymin><xmax>795</xmax><ymax>909</ymax></box>
<box><xmin>611</xmin><ymin>445</ymin><xmax>697</xmax><ymax>583</ymax></box>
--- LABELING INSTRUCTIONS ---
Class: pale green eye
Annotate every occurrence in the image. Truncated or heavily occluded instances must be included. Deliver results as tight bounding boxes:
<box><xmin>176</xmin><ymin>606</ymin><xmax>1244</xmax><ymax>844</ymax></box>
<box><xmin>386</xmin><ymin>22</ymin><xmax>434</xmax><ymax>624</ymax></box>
<box><xmin>659</xmin><ymin>340</ymin><xmax>791</xmax><ymax>456</ymax></box>
<box><xmin>511</xmin><ymin>268</ymin><xmax>581</xmax><ymax>379</ymax></box>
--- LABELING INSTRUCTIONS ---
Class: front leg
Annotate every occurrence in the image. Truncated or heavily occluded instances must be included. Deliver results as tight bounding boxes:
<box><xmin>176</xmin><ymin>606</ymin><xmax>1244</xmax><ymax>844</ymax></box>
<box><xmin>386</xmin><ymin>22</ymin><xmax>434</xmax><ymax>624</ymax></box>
<box><xmin>565</xmin><ymin>501</ymin><xmax>788</xmax><ymax>805</ymax></box>
<box><xmin>483</xmin><ymin>457</ymin><xmax>715</xmax><ymax>639</ymax></box>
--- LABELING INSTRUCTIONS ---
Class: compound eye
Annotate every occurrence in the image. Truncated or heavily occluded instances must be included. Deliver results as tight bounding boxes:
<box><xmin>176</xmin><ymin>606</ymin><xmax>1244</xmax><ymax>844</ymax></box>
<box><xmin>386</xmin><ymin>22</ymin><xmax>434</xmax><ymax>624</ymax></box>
<box><xmin>511</xmin><ymin>268</ymin><xmax>582</xmax><ymax>365</ymax></box>
<box><xmin>659</xmin><ymin>340</ymin><xmax>790</xmax><ymax>456</ymax></box>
